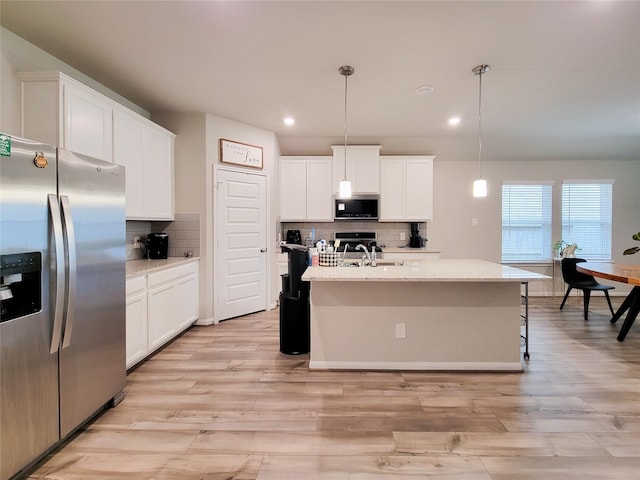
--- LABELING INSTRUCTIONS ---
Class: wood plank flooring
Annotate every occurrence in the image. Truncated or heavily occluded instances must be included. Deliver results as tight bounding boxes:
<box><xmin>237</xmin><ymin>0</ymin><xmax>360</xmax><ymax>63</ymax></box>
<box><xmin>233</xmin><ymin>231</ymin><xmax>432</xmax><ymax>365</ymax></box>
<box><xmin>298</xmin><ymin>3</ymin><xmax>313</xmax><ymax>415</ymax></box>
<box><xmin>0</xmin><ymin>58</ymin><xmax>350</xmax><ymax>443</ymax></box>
<box><xmin>27</xmin><ymin>297</ymin><xmax>639</xmax><ymax>479</ymax></box>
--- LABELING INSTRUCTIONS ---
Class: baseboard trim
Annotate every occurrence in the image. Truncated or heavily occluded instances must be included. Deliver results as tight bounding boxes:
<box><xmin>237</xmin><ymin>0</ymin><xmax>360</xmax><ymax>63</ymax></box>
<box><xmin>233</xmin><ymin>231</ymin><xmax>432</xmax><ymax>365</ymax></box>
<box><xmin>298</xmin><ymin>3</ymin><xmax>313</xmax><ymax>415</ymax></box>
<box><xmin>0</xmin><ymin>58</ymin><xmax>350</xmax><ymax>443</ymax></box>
<box><xmin>308</xmin><ymin>360</ymin><xmax>523</xmax><ymax>372</ymax></box>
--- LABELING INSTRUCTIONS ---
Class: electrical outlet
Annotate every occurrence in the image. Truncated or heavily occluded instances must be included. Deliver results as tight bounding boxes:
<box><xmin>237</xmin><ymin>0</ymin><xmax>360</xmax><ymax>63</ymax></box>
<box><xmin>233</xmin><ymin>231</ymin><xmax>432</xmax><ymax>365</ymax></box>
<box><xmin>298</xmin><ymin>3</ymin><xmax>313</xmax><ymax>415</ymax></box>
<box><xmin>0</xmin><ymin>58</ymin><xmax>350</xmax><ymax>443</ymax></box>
<box><xmin>395</xmin><ymin>323</ymin><xmax>406</xmax><ymax>339</ymax></box>
<box><xmin>133</xmin><ymin>236</ymin><xmax>141</xmax><ymax>248</ymax></box>
<box><xmin>472</xmin><ymin>218</ymin><xmax>478</xmax><ymax>227</ymax></box>
<box><xmin>400</xmin><ymin>232</ymin><xmax>406</xmax><ymax>241</ymax></box>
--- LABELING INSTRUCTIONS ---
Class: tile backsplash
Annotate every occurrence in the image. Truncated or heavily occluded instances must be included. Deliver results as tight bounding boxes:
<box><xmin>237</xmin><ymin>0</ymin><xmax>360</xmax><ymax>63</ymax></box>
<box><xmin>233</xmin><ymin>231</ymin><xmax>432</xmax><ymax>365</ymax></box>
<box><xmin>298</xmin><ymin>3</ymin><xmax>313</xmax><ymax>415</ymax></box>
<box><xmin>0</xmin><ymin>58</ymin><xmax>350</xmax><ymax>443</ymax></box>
<box><xmin>280</xmin><ymin>221</ymin><xmax>427</xmax><ymax>248</ymax></box>
<box><xmin>126</xmin><ymin>213</ymin><xmax>201</xmax><ymax>260</ymax></box>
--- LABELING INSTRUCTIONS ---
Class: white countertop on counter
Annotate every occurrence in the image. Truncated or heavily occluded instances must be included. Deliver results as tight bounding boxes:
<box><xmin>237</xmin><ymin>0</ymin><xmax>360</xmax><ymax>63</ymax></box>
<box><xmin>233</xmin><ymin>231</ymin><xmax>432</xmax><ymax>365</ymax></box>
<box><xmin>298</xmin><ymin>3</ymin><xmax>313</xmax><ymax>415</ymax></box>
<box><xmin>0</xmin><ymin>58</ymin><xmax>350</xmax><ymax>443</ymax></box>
<box><xmin>301</xmin><ymin>259</ymin><xmax>549</xmax><ymax>283</ymax></box>
<box><xmin>382</xmin><ymin>247</ymin><xmax>440</xmax><ymax>254</ymax></box>
<box><xmin>126</xmin><ymin>257</ymin><xmax>199</xmax><ymax>278</ymax></box>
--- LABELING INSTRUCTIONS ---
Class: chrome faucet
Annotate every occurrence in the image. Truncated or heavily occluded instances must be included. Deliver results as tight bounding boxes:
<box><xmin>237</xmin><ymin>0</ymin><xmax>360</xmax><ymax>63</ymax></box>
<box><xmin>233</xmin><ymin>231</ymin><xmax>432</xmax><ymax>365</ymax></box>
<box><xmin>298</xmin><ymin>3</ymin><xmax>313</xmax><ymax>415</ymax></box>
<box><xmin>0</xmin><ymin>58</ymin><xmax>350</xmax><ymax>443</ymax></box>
<box><xmin>355</xmin><ymin>244</ymin><xmax>372</xmax><ymax>266</ymax></box>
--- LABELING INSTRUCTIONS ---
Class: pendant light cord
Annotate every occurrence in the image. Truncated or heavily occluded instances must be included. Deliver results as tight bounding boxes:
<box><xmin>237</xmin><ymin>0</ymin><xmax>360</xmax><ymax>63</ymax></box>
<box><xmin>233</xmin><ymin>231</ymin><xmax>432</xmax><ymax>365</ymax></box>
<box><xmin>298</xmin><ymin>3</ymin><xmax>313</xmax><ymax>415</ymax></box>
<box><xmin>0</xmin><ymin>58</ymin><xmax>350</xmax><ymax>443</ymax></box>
<box><xmin>339</xmin><ymin>66</ymin><xmax>354</xmax><ymax>183</ymax></box>
<box><xmin>343</xmin><ymin>72</ymin><xmax>348</xmax><ymax>181</ymax></box>
<box><xmin>477</xmin><ymin>69</ymin><xmax>483</xmax><ymax>179</ymax></box>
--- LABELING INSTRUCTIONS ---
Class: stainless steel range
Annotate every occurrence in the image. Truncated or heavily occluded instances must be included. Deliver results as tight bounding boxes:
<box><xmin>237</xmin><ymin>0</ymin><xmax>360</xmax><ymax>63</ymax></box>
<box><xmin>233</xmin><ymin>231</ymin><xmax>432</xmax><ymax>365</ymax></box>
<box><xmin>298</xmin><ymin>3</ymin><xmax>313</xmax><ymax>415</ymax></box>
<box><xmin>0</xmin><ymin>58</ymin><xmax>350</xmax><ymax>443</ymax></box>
<box><xmin>334</xmin><ymin>231</ymin><xmax>383</xmax><ymax>259</ymax></box>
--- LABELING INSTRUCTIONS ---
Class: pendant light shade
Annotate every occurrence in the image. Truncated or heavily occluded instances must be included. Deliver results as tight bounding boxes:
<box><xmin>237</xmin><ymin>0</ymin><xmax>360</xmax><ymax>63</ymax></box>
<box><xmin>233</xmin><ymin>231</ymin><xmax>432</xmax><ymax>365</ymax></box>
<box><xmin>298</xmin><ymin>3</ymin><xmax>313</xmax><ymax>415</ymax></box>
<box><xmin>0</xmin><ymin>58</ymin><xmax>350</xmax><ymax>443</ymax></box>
<box><xmin>472</xmin><ymin>64</ymin><xmax>490</xmax><ymax>198</ymax></box>
<box><xmin>473</xmin><ymin>179</ymin><xmax>487</xmax><ymax>197</ymax></box>
<box><xmin>339</xmin><ymin>179</ymin><xmax>352</xmax><ymax>198</ymax></box>
<box><xmin>338</xmin><ymin>65</ymin><xmax>354</xmax><ymax>198</ymax></box>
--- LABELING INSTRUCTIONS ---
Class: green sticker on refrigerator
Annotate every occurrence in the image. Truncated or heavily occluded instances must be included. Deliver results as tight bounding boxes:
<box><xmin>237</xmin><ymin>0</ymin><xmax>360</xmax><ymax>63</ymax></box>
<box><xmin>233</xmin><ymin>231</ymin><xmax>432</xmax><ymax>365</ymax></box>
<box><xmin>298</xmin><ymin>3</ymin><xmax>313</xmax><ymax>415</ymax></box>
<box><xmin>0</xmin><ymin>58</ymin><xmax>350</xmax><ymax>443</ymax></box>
<box><xmin>0</xmin><ymin>135</ymin><xmax>11</xmax><ymax>156</ymax></box>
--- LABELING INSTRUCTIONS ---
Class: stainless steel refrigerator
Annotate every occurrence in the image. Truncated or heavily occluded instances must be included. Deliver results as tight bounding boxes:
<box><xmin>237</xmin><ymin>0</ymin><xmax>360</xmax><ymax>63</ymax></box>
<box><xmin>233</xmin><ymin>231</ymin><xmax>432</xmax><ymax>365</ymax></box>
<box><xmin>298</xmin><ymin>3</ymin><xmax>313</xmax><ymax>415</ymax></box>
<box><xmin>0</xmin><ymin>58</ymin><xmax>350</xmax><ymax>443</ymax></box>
<box><xmin>0</xmin><ymin>134</ymin><xmax>126</xmax><ymax>479</ymax></box>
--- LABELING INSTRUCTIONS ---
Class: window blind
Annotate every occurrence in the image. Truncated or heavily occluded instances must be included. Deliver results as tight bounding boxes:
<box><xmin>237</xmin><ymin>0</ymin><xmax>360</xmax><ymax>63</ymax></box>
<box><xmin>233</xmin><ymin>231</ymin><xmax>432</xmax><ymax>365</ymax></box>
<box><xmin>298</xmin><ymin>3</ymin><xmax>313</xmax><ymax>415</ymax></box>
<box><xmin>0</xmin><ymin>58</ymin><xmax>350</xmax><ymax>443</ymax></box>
<box><xmin>561</xmin><ymin>182</ymin><xmax>613</xmax><ymax>260</ymax></box>
<box><xmin>502</xmin><ymin>183</ymin><xmax>553</xmax><ymax>262</ymax></box>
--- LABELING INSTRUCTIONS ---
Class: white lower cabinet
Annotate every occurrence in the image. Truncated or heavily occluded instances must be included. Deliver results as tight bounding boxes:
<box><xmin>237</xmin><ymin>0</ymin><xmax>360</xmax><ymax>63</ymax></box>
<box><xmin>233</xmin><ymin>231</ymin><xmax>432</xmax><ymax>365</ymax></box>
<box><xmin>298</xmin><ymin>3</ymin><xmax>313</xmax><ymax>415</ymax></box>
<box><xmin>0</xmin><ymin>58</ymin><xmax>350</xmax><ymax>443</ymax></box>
<box><xmin>125</xmin><ymin>276</ymin><xmax>147</xmax><ymax>368</ymax></box>
<box><xmin>126</xmin><ymin>260</ymin><xmax>199</xmax><ymax>369</ymax></box>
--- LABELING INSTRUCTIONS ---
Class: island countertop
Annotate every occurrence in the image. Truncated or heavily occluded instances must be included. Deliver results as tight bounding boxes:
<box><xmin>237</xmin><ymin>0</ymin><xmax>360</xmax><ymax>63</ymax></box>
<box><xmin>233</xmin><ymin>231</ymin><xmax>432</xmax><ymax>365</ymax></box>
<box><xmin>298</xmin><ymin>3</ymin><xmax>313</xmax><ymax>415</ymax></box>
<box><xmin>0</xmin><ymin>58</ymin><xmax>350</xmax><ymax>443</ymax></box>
<box><xmin>301</xmin><ymin>259</ymin><xmax>548</xmax><ymax>283</ymax></box>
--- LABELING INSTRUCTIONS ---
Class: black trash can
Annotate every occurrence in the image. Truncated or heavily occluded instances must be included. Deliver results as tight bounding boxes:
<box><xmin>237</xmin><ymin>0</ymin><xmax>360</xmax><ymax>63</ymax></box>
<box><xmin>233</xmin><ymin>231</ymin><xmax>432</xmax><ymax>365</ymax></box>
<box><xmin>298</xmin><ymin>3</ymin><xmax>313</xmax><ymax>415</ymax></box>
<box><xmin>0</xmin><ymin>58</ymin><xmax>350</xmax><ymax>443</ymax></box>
<box><xmin>279</xmin><ymin>244</ymin><xmax>310</xmax><ymax>355</ymax></box>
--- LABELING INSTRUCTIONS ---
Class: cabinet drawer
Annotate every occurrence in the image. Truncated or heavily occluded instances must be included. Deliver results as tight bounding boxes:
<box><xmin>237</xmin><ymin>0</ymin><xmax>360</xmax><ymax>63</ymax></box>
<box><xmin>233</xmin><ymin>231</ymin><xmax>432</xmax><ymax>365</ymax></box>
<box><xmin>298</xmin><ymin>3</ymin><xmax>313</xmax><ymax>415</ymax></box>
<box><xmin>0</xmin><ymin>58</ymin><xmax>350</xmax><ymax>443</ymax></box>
<box><xmin>147</xmin><ymin>261</ymin><xmax>198</xmax><ymax>288</ymax></box>
<box><xmin>126</xmin><ymin>275</ymin><xmax>147</xmax><ymax>295</ymax></box>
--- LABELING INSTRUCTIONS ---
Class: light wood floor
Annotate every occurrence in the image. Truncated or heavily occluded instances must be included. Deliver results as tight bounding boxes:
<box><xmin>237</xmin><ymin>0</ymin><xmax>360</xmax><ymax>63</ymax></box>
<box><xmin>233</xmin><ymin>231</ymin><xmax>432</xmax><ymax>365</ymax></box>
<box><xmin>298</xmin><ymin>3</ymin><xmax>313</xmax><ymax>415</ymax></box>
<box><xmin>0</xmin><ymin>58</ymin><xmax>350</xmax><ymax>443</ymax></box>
<box><xmin>28</xmin><ymin>296</ymin><xmax>639</xmax><ymax>479</ymax></box>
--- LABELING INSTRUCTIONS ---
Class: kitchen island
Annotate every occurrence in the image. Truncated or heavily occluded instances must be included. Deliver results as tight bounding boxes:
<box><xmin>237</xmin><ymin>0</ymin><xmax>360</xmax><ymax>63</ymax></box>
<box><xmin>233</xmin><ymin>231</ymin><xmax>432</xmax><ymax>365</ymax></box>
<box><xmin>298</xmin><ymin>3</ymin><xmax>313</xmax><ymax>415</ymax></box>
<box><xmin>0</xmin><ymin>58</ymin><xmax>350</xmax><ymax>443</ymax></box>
<box><xmin>301</xmin><ymin>259</ymin><xmax>548</xmax><ymax>372</ymax></box>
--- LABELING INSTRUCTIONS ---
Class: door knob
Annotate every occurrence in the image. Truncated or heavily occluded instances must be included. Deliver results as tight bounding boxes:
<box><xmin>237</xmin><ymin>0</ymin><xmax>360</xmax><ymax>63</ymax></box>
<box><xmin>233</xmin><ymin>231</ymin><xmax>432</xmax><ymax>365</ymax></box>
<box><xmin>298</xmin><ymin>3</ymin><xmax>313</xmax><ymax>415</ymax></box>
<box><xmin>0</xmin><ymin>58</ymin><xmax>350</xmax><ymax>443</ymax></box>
<box><xmin>260</xmin><ymin>248</ymin><xmax>267</xmax><ymax>253</ymax></box>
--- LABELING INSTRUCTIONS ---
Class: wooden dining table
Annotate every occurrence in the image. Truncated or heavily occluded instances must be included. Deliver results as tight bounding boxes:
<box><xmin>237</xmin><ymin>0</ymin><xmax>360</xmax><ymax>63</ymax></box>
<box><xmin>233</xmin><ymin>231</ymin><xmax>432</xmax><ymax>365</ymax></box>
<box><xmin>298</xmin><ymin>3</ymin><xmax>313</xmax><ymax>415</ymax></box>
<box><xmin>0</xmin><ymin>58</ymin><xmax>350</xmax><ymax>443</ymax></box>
<box><xmin>576</xmin><ymin>262</ymin><xmax>640</xmax><ymax>341</ymax></box>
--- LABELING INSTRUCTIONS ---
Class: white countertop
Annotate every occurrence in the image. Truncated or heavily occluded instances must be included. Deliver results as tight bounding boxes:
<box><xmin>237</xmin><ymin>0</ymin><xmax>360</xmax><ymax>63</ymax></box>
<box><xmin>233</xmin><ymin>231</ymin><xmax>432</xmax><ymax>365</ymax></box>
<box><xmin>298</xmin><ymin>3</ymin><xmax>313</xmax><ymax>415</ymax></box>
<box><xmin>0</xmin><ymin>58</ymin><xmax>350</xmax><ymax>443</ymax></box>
<box><xmin>382</xmin><ymin>247</ymin><xmax>440</xmax><ymax>254</ymax></box>
<box><xmin>301</xmin><ymin>259</ymin><xmax>549</xmax><ymax>283</ymax></box>
<box><xmin>126</xmin><ymin>257</ymin><xmax>199</xmax><ymax>278</ymax></box>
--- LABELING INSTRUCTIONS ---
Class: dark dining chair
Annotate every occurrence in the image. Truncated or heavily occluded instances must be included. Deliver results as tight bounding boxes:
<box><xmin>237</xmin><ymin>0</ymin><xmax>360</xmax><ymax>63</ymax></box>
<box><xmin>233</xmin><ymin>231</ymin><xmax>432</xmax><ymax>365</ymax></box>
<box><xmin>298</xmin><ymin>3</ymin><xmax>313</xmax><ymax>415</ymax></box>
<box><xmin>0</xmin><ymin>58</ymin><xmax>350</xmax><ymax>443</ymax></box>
<box><xmin>559</xmin><ymin>258</ymin><xmax>615</xmax><ymax>320</ymax></box>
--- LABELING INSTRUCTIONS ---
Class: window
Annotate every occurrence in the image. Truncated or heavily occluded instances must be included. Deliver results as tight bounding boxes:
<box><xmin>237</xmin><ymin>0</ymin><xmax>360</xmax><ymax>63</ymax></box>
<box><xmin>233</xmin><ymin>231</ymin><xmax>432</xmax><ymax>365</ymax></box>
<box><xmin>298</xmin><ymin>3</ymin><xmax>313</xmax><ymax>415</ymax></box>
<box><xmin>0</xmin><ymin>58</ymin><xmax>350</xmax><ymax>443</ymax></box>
<box><xmin>502</xmin><ymin>182</ymin><xmax>553</xmax><ymax>262</ymax></box>
<box><xmin>562</xmin><ymin>181</ymin><xmax>613</xmax><ymax>260</ymax></box>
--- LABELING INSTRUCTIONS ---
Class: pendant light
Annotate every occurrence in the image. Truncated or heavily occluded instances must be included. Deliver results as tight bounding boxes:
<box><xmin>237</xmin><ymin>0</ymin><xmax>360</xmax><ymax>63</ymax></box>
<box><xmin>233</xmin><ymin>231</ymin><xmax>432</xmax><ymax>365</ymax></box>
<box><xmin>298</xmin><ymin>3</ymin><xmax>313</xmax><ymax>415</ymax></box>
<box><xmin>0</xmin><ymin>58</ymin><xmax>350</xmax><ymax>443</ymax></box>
<box><xmin>338</xmin><ymin>65</ymin><xmax>354</xmax><ymax>198</ymax></box>
<box><xmin>472</xmin><ymin>64</ymin><xmax>490</xmax><ymax>198</ymax></box>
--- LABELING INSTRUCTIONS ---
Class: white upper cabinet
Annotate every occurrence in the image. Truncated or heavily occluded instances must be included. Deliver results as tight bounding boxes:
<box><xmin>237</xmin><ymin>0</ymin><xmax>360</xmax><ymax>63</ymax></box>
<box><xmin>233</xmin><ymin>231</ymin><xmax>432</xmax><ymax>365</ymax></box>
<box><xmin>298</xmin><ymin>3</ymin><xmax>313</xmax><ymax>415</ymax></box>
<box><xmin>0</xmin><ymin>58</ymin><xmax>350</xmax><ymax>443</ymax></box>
<box><xmin>20</xmin><ymin>71</ymin><xmax>175</xmax><ymax>221</ymax></box>
<box><xmin>379</xmin><ymin>155</ymin><xmax>434</xmax><ymax>222</ymax></box>
<box><xmin>332</xmin><ymin>145</ymin><xmax>381</xmax><ymax>194</ymax></box>
<box><xmin>113</xmin><ymin>109</ymin><xmax>175</xmax><ymax>220</ymax></box>
<box><xmin>279</xmin><ymin>156</ymin><xmax>333</xmax><ymax>221</ymax></box>
<box><xmin>63</xmin><ymin>81</ymin><xmax>113</xmax><ymax>162</ymax></box>
<box><xmin>20</xmin><ymin>71</ymin><xmax>113</xmax><ymax>162</ymax></box>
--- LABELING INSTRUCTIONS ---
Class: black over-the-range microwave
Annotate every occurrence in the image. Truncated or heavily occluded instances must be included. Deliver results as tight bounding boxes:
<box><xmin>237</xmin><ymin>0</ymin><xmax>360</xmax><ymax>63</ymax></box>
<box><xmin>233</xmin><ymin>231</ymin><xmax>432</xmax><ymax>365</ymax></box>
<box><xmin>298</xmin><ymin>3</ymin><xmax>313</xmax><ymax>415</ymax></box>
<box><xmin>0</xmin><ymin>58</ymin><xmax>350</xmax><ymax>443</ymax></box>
<box><xmin>334</xmin><ymin>195</ymin><xmax>379</xmax><ymax>220</ymax></box>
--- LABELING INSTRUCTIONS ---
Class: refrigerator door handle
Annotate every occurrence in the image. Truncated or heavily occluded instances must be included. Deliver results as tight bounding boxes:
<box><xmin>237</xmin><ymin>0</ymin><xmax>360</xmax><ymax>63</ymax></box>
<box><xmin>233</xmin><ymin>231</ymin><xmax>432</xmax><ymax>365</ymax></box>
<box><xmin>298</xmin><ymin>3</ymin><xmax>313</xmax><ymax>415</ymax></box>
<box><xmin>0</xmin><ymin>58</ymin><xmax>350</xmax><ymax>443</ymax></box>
<box><xmin>48</xmin><ymin>194</ymin><xmax>65</xmax><ymax>354</ymax></box>
<box><xmin>60</xmin><ymin>195</ymin><xmax>77</xmax><ymax>349</ymax></box>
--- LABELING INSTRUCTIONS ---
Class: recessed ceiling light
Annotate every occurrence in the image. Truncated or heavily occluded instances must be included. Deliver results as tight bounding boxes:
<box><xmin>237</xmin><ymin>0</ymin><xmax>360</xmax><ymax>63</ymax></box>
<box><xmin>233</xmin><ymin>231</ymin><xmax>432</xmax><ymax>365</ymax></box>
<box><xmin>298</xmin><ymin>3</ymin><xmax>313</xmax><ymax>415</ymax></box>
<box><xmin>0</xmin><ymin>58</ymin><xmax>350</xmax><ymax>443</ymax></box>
<box><xmin>448</xmin><ymin>116</ymin><xmax>461</xmax><ymax>126</ymax></box>
<box><xmin>416</xmin><ymin>85</ymin><xmax>434</xmax><ymax>95</ymax></box>
<box><xmin>283</xmin><ymin>116</ymin><xmax>295</xmax><ymax>126</ymax></box>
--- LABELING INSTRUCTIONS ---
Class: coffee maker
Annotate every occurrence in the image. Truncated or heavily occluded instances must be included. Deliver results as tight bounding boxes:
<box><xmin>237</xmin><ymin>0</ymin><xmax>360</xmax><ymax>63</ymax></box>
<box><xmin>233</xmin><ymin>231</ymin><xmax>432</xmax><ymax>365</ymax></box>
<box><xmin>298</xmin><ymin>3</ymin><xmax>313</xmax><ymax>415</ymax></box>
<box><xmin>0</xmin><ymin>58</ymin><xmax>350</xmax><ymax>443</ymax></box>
<box><xmin>409</xmin><ymin>222</ymin><xmax>426</xmax><ymax>248</ymax></box>
<box><xmin>145</xmin><ymin>233</ymin><xmax>169</xmax><ymax>259</ymax></box>
<box><xmin>285</xmin><ymin>229</ymin><xmax>302</xmax><ymax>245</ymax></box>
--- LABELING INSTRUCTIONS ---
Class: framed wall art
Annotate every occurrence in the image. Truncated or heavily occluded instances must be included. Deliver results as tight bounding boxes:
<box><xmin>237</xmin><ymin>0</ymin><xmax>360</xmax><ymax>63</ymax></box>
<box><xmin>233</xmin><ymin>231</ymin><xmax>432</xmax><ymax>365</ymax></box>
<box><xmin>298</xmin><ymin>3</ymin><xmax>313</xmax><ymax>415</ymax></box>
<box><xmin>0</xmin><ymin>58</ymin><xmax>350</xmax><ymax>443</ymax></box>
<box><xmin>219</xmin><ymin>138</ymin><xmax>263</xmax><ymax>169</ymax></box>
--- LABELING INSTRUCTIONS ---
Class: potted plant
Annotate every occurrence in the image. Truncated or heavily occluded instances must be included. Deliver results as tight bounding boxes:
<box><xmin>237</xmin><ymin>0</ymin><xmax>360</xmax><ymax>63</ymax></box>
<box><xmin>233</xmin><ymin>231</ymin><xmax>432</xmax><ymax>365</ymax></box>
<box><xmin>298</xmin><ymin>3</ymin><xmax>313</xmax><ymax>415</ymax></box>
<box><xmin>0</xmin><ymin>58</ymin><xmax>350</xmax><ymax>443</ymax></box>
<box><xmin>554</xmin><ymin>240</ymin><xmax>581</xmax><ymax>258</ymax></box>
<box><xmin>553</xmin><ymin>240</ymin><xmax>567</xmax><ymax>258</ymax></box>
<box><xmin>623</xmin><ymin>231</ymin><xmax>640</xmax><ymax>256</ymax></box>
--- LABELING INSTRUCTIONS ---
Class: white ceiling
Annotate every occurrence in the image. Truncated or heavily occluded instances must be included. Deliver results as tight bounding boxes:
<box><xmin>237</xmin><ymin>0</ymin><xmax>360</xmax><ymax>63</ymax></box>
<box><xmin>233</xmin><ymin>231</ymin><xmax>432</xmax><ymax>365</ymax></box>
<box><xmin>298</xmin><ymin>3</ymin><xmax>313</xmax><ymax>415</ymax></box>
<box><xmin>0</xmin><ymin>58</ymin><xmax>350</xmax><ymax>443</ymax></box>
<box><xmin>1</xmin><ymin>0</ymin><xmax>639</xmax><ymax>160</ymax></box>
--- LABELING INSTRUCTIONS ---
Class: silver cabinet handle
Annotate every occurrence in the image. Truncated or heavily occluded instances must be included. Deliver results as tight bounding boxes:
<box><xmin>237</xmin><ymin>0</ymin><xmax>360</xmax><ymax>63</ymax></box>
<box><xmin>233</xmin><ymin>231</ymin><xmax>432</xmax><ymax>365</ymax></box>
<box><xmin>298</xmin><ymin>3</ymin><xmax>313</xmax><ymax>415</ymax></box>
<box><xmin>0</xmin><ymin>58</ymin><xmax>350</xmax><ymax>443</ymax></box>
<box><xmin>48</xmin><ymin>194</ymin><xmax>65</xmax><ymax>354</ymax></box>
<box><xmin>60</xmin><ymin>196</ymin><xmax>76</xmax><ymax>349</ymax></box>
<box><xmin>260</xmin><ymin>248</ymin><xmax>267</xmax><ymax>253</ymax></box>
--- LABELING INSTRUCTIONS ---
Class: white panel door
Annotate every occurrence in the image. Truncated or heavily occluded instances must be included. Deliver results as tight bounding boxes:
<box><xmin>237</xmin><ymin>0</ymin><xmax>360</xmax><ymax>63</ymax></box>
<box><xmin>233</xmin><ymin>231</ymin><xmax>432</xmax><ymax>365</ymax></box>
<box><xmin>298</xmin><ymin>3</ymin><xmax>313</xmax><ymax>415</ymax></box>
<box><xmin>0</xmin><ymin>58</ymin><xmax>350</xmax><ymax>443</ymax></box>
<box><xmin>215</xmin><ymin>168</ymin><xmax>267</xmax><ymax>321</ymax></box>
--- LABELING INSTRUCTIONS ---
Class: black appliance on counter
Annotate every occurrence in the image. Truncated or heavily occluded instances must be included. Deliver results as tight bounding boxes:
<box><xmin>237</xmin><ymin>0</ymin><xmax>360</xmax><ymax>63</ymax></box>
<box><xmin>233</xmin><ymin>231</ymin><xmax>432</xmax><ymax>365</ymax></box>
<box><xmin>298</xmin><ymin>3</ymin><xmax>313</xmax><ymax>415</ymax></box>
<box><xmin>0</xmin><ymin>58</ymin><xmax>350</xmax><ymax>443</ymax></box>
<box><xmin>409</xmin><ymin>222</ymin><xmax>427</xmax><ymax>248</ymax></box>
<box><xmin>146</xmin><ymin>233</ymin><xmax>169</xmax><ymax>259</ymax></box>
<box><xmin>279</xmin><ymin>244</ymin><xmax>310</xmax><ymax>355</ymax></box>
<box><xmin>285</xmin><ymin>229</ymin><xmax>302</xmax><ymax>245</ymax></box>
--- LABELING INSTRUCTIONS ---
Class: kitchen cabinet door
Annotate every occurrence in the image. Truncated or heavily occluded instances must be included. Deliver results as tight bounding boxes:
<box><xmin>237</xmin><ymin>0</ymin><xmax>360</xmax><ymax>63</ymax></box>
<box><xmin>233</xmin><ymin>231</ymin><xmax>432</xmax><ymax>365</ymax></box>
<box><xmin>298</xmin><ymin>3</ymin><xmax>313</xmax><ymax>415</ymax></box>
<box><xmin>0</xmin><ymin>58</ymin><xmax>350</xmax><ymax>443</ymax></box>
<box><xmin>143</xmin><ymin>125</ymin><xmax>174</xmax><ymax>220</ymax></box>
<box><xmin>113</xmin><ymin>108</ymin><xmax>175</xmax><ymax>220</ymax></box>
<box><xmin>332</xmin><ymin>145</ymin><xmax>381</xmax><ymax>194</ymax></box>
<box><xmin>379</xmin><ymin>158</ymin><xmax>406</xmax><ymax>220</ymax></box>
<box><xmin>279</xmin><ymin>156</ymin><xmax>332</xmax><ymax>221</ymax></box>
<box><xmin>19</xmin><ymin>71</ymin><xmax>114</xmax><ymax>162</ymax></box>
<box><xmin>305</xmin><ymin>158</ymin><xmax>333</xmax><ymax>221</ymax></box>
<box><xmin>379</xmin><ymin>156</ymin><xmax>434</xmax><ymax>221</ymax></box>
<box><xmin>63</xmin><ymin>81</ymin><xmax>114</xmax><ymax>162</ymax></box>
<box><xmin>174</xmin><ymin>268</ymin><xmax>199</xmax><ymax>332</ymax></box>
<box><xmin>147</xmin><ymin>282</ymin><xmax>177</xmax><ymax>351</ymax></box>
<box><xmin>113</xmin><ymin>110</ymin><xmax>146</xmax><ymax>218</ymax></box>
<box><xmin>125</xmin><ymin>277</ymin><xmax>148</xmax><ymax>369</ymax></box>
<box><xmin>405</xmin><ymin>158</ymin><xmax>434</xmax><ymax>220</ymax></box>
<box><xmin>279</xmin><ymin>158</ymin><xmax>307</xmax><ymax>220</ymax></box>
